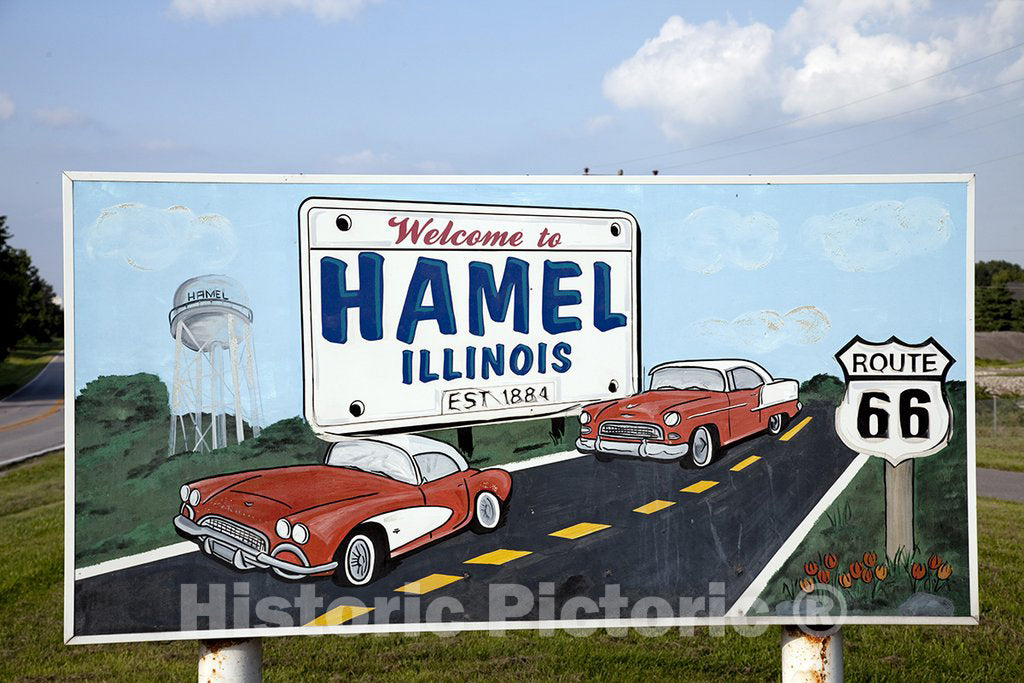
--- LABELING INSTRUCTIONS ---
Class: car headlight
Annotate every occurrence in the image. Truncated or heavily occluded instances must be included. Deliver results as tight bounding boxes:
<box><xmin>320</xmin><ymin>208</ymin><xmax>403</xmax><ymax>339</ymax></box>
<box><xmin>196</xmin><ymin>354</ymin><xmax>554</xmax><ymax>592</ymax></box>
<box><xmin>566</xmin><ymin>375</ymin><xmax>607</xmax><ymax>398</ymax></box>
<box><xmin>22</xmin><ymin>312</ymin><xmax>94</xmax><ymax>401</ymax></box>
<box><xmin>276</xmin><ymin>518</ymin><xmax>291</xmax><ymax>539</ymax></box>
<box><xmin>579</xmin><ymin>410</ymin><xmax>591</xmax><ymax>425</ymax></box>
<box><xmin>664</xmin><ymin>411</ymin><xmax>680</xmax><ymax>427</ymax></box>
<box><xmin>291</xmin><ymin>523</ymin><xmax>309</xmax><ymax>545</ymax></box>
<box><xmin>180</xmin><ymin>484</ymin><xmax>190</xmax><ymax>502</ymax></box>
<box><xmin>189</xmin><ymin>488</ymin><xmax>201</xmax><ymax>506</ymax></box>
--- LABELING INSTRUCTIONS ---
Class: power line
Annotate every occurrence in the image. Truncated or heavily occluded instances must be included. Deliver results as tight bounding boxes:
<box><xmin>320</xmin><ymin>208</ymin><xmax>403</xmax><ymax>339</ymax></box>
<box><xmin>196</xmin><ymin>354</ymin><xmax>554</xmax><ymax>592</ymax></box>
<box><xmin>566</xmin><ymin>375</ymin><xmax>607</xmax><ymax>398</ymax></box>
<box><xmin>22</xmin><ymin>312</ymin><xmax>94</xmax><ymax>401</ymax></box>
<box><xmin>657</xmin><ymin>76</ymin><xmax>1024</xmax><ymax>171</ymax></box>
<box><xmin>780</xmin><ymin>94</ymin><xmax>1024</xmax><ymax>173</ymax></box>
<box><xmin>590</xmin><ymin>39</ymin><xmax>1024</xmax><ymax>171</ymax></box>
<box><xmin>959</xmin><ymin>149</ymin><xmax>1024</xmax><ymax>170</ymax></box>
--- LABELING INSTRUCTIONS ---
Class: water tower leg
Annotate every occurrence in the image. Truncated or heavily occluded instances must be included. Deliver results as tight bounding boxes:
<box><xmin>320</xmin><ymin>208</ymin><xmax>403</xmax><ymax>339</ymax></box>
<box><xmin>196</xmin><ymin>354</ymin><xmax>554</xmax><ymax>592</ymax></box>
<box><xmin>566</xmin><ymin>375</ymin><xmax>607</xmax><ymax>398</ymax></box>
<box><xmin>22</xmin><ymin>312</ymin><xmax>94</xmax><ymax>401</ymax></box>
<box><xmin>195</xmin><ymin>344</ymin><xmax>205</xmax><ymax>452</ymax></box>
<box><xmin>210</xmin><ymin>346</ymin><xmax>220</xmax><ymax>450</ymax></box>
<box><xmin>242</xmin><ymin>324</ymin><xmax>262</xmax><ymax>438</ymax></box>
<box><xmin>228</xmin><ymin>316</ymin><xmax>245</xmax><ymax>444</ymax></box>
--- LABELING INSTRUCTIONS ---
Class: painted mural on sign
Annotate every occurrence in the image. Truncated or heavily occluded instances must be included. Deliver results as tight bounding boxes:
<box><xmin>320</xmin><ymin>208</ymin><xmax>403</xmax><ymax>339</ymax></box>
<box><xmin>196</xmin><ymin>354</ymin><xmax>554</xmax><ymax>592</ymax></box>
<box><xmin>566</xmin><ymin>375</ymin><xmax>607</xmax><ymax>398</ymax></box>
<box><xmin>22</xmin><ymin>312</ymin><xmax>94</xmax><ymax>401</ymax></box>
<box><xmin>64</xmin><ymin>174</ymin><xmax>976</xmax><ymax>644</ymax></box>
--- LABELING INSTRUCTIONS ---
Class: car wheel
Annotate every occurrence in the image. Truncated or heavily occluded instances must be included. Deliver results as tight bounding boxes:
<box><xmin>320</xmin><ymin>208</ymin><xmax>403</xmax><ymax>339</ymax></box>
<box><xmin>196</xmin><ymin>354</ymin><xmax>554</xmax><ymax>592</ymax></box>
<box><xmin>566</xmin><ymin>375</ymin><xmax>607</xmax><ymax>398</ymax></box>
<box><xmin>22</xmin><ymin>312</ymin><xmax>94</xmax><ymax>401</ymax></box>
<box><xmin>471</xmin><ymin>491</ymin><xmax>504</xmax><ymax>533</ymax></box>
<box><xmin>767</xmin><ymin>413</ymin><xmax>787</xmax><ymax>436</ymax></box>
<box><xmin>336</xmin><ymin>529</ymin><xmax>383</xmax><ymax>587</ymax></box>
<box><xmin>687</xmin><ymin>426</ymin><xmax>715</xmax><ymax>468</ymax></box>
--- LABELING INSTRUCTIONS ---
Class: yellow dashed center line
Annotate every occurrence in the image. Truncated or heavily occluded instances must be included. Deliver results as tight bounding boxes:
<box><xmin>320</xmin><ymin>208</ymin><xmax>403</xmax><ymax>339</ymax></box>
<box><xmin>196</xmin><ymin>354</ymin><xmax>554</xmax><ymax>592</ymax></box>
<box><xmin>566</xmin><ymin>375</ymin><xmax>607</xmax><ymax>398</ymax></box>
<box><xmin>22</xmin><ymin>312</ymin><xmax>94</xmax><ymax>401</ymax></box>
<box><xmin>306</xmin><ymin>604</ymin><xmax>374</xmax><ymax>627</ymax></box>
<box><xmin>730</xmin><ymin>455</ymin><xmax>761</xmax><ymax>471</ymax></box>
<box><xmin>633</xmin><ymin>499</ymin><xmax>676</xmax><ymax>514</ymax></box>
<box><xmin>549</xmin><ymin>522</ymin><xmax>610</xmax><ymax>539</ymax></box>
<box><xmin>681</xmin><ymin>480</ymin><xmax>718</xmax><ymax>494</ymax></box>
<box><xmin>395</xmin><ymin>573</ymin><xmax>464</xmax><ymax>595</ymax></box>
<box><xmin>0</xmin><ymin>398</ymin><xmax>63</xmax><ymax>432</ymax></box>
<box><xmin>465</xmin><ymin>549</ymin><xmax>532</xmax><ymax>565</ymax></box>
<box><xmin>779</xmin><ymin>416</ymin><xmax>813</xmax><ymax>441</ymax></box>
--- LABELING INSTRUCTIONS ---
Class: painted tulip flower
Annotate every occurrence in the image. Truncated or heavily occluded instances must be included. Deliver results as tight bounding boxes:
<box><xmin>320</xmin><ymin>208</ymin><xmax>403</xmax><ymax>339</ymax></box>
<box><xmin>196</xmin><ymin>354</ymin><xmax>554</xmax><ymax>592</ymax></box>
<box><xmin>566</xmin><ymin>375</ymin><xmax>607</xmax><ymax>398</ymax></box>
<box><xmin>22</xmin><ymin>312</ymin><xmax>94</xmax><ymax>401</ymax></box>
<box><xmin>817</xmin><ymin>569</ymin><xmax>831</xmax><ymax>584</ymax></box>
<box><xmin>937</xmin><ymin>563</ymin><xmax>953</xmax><ymax>580</ymax></box>
<box><xmin>874</xmin><ymin>565</ymin><xmax>888</xmax><ymax>581</ymax></box>
<box><xmin>911</xmin><ymin>563</ymin><xmax>927</xmax><ymax>580</ymax></box>
<box><xmin>862</xmin><ymin>551</ymin><xmax>877</xmax><ymax>568</ymax></box>
<box><xmin>861</xmin><ymin>570</ymin><xmax>874</xmax><ymax>584</ymax></box>
<box><xmin>850</xmin><ymin>562</ymin><xmax>863</xmax><ymax>579</ymax></box>
<box><xmin>823</xmin><ymin>553</ymin><xmax>838</xmax><ymax>570</ymax></box>
<box><xmin>838</xmin><ymin>573</ymin><xmax>853</xmax><ymax>589</ymax></box>
<box><xmin>928</xmin><ymin>554</ymin><xmax>942</xmax><ymax>571</ymax></box>
<box><xmin>799</xmin><ymin>578</ymin><xmax>815</xmax><ymax>594</ymax></box>
<box><xmin>804</xmin><ymin>561</ymin><xmax>819</xmax><ymax>576</ymax></box>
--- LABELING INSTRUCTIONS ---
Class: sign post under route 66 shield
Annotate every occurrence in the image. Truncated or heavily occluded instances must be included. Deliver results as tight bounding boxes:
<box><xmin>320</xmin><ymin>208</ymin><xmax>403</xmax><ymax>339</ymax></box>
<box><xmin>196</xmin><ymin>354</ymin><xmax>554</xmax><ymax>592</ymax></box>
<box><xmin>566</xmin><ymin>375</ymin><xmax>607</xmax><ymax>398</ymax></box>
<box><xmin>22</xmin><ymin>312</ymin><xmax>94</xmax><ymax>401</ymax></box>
<box><xmin>834</xmin><ymin>336</ymin><xmax>955</xmax><ymax>561</ymax></box>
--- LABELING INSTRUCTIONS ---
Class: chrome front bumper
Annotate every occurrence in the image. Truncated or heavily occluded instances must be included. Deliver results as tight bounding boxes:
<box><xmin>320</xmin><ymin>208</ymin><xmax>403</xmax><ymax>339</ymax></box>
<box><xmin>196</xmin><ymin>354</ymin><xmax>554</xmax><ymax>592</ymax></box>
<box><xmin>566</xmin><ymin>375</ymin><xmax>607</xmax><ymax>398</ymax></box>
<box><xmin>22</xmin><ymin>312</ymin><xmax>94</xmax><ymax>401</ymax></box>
<box><xmin>174</xmin><ymin>515</ymin><xmax>337</xmax><ymax>576</ymax></box>
<box><xmin>576</xmin><ymin>436</ymin><xmax>689</xmax><ymax>460</ymax></box>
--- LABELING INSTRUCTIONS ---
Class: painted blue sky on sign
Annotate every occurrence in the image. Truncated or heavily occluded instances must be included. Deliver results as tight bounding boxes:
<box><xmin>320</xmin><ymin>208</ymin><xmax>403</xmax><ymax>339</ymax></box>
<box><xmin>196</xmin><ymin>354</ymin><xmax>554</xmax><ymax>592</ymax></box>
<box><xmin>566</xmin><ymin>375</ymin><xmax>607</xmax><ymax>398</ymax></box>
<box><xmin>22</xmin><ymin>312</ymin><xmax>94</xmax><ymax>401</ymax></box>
<box><xmin>72</xmin><ymin>180</ymin><xmax>968</xmax><ymax>423</ymax></box>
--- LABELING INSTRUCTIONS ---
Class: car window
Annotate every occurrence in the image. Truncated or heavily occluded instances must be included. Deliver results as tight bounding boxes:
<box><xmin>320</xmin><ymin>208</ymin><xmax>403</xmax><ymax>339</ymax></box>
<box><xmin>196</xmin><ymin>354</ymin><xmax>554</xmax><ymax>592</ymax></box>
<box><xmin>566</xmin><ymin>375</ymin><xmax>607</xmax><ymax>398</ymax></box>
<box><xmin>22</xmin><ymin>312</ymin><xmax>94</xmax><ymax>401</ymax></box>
<box><xmin>414</xmin><ymin>452</ymin><xmax>462</xmax><ymax>483</ymax></box>
<box><xmin>325</xmin><ymin>439</ymin><xmax>418</xmax><ymax>484</ymax></box>
<box><xmin>730</xmin><ymin>367</ymin><xmax>764</xmax><ymax>390</ymax></box>
<box><xmin>650</xmin><ymin>367</ymin><xmax>725</xmax><ymax>392</ymax></box>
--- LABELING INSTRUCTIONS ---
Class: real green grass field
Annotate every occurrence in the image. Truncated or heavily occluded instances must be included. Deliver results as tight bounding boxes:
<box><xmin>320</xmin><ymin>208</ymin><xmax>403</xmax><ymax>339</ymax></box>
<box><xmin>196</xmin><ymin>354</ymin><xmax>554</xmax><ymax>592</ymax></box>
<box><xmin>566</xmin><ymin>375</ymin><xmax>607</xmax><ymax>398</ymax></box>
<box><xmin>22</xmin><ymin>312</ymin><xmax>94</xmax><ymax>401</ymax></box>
<box><xmin>0</xmin><ymin>339</ymin><xmax>62</xmax><ymax>400</ymax></box>
<box><xmin>977</xmin><ymin>434</ymin><xmax>1024</xmax><ymax>472</ymax></box>
<box><xmin>1</xmin><ymin>451</ymin><xmax>1021</xmax><ymax>681</ymax></box>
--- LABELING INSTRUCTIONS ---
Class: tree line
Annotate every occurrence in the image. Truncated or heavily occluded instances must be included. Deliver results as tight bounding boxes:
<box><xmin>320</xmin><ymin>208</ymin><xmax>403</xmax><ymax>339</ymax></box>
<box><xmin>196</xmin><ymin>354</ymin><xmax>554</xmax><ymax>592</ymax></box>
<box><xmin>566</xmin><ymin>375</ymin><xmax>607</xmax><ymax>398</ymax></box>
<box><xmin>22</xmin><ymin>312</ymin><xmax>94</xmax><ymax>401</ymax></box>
<box><xmin>976</xmin><ymin>259</ymin><xmax>1024</xmax><ymax>331</ymax></box>
<box><xmin>0</xmin><ymin>215</ymin><xmax>62</xmax><ymax>362</ymax></box>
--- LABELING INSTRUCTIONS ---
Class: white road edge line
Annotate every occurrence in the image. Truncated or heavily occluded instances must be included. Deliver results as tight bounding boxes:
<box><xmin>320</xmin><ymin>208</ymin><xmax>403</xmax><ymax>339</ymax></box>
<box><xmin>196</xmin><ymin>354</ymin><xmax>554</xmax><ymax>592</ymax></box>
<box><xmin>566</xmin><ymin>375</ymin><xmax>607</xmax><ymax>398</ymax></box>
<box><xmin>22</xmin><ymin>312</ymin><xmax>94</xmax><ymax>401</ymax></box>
<box><xmin>725</xmin><ymin>453</ymin><xmax>870</xmax><ymax>618</ymax></box>
<box><xmin>75</xmin><ymin>541</ymin><xmax>199</xmax><ymax>581</ymax></box>
<box><xmin>0</xmin><ymin>443</ymin><xmax>64</xmax><ymax>469</ymax></box>
<box><xmin>0</xmin><ymin>351</ymin><xmax>63</xmax><ymax>404</ymax></box>
<box><xmin>74</xmin><ymin>447</ymin><xmax>588</xmax><ymax>580</ymax></box>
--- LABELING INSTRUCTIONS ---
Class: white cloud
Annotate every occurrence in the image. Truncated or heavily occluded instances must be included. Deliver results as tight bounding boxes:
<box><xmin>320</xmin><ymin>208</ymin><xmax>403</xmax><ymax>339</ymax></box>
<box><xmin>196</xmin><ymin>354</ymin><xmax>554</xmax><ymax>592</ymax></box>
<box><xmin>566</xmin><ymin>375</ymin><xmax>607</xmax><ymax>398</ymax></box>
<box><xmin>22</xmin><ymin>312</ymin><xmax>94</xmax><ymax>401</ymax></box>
<box><xmin>664</xmin><ymin>206</ymin><xmax>780</xmax><ymax>274</ymax></box>
<box><xmin>87</xmin><ymin>203</ymin><xmax>238</xmax><ymax>271</ymax></box>
<box><xmin>34</xmin><ymin>106</ymin><xmax>91</xmax><ymax>128</ymax></box>
<box><xmin>602</xmin><ymin>16</ymin><xmax>775</xmax><ymax>136</ymax></box>
<box><xmin>602</xmin><ymin>1</ymin><xmax>1021</xmax><ymax>135</ymax></box>
<box><xmin>170</xmin><ymin>0</ymin><xmax>382</xmax><ymax>23</ymax></box>
<box><xmin>585</xmin><ymin>114</ymin><xmax>615</xmax><ymax>134</ymax></box>
<box><xmin>0</xmin><ymin>92</ymin><xmax>14</xmax><ymax>120</ymax></box>
<box><xmin>695</xmin><ymin>306</ymin><xmax>831</xmax><ymax>353</ymax></box>
<box><xmin>334</xmin><ymin>149</ymin><xmax>452</xmax><ymax>174</ymax></box>
<box><xmin>780</xmin><ymin>33</ymin><xmax>958</xmax><ymax>122</ymax></box>
<box><xmin>802</xmin><ymin>197</ymin><xmax>952</xmax><ymax>272</ymax></box>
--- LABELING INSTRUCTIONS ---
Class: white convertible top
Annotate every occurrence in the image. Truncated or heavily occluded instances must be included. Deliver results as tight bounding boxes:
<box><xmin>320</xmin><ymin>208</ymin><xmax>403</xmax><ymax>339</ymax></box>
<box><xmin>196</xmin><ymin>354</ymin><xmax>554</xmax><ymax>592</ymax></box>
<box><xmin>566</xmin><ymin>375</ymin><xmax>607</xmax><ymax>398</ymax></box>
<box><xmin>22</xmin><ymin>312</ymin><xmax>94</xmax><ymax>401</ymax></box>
<box><xmin>648</xmin><ymin>359</ymin><xmax>773</xmax><ymax>382</ymax></box>
<box><xmin>356</xmin><ymin>434</ymin><xmax>469</xmax><ymax>471</ymax></box>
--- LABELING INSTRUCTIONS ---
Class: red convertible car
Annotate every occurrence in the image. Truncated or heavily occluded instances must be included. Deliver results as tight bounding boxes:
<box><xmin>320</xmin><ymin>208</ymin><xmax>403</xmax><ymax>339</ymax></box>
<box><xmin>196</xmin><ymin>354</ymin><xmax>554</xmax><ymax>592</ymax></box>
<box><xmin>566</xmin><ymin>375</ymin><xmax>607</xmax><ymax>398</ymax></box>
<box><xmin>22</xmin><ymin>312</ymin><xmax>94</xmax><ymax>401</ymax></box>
<box><xmin>174</xmin><ymin>434</ymin><xmax>512</xmax><ymax>586</ymax></box>
<box><xmin>576</xmin><ymin>359</ymin><xmax>801</xmax><ymax>467</ymax></box>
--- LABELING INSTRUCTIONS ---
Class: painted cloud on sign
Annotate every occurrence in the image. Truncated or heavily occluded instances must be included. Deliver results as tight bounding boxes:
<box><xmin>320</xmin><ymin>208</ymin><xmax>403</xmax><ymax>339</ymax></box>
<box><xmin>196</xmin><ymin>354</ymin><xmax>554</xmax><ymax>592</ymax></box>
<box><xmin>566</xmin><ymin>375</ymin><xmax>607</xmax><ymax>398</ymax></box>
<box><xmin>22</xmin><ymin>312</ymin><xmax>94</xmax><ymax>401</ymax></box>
<box><xmin>87</xmin><ymin>203</ymin><xmax>237</xmax><ymax>271</ymax></box>
<box><xmin>695</xmin><ymin>306</ymin><xmax>830</xmax><ymax>353</ymax></box>
<box><xmin>803</xmin><ymin>197</ymin><xmax>952</xmax><ymax>273</ymax></box>
<box><xmin>668</xmin><ymin>206</ymin><xmax>780</xmax><ymax>274</ymax></box>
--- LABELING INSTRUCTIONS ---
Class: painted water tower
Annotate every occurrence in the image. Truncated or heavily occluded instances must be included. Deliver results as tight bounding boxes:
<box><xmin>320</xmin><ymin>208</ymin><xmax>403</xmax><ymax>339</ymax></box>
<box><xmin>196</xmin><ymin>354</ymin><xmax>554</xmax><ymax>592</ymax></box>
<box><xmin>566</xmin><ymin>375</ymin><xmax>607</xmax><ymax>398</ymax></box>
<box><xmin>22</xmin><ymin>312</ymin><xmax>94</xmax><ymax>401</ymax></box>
<box><xmin>168</xmin><ymin>275</ymin><xmax>264</xmax><ymax>455</ymax></box>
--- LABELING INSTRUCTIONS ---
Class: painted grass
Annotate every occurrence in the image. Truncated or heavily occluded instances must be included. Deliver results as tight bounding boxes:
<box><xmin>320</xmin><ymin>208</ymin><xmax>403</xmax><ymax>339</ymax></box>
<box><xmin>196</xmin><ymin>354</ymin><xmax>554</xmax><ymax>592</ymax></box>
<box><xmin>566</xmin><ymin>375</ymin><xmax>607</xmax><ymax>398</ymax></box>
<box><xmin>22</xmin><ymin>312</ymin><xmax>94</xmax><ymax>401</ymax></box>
<box><xmin>0</xmin><ymin>339</ymin><xmax>62</xmax><ymax>400</ymax></box>
<box><xmin>2</xmin><ymin>451</ymin><xmax>1022</xmax><ymax>680</ymax></box>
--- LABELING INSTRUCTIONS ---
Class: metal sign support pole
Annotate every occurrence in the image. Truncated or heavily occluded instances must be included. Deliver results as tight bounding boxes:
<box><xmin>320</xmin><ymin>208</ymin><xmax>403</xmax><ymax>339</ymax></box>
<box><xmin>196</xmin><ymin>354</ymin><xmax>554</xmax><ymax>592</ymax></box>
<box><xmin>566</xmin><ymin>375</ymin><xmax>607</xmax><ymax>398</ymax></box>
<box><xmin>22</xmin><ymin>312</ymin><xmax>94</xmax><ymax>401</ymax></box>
<box><xmin>781</xmin><ymin>626</ymin><xmax>843</xmax><ymax>682</ymax></box>
<box><xmin>198</xmin><ymin>639</ymin><xmax>262</xmax><ymax>682</ymax></box>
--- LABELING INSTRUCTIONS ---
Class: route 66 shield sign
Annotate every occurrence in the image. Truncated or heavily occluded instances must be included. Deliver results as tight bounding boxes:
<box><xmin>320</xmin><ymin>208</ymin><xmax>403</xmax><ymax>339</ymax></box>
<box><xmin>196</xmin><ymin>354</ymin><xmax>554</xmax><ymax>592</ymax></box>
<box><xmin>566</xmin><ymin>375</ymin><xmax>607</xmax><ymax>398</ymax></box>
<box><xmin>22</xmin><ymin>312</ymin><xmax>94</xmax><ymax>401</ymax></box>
<box><xmin>834</xmin><ymin>336</ymin><xmax>954</xmax><ymax>465</ymax></box>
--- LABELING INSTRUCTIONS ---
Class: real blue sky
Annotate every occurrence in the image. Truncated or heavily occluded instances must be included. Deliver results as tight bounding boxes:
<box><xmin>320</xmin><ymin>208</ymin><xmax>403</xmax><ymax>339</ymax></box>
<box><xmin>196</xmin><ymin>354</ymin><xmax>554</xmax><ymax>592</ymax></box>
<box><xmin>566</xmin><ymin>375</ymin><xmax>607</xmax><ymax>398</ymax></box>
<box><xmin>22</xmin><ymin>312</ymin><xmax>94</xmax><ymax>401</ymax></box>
<box><xmin>1</xmin><ymin>0</ymin><xmax>1021</xmax><ymax>301</ymax></box>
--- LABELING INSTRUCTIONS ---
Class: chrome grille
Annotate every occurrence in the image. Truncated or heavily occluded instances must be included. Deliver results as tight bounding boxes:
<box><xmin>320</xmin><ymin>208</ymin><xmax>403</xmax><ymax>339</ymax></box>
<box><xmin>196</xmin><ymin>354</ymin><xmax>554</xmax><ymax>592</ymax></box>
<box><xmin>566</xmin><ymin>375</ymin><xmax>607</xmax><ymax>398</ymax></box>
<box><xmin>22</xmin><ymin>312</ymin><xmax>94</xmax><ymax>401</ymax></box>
<box><xmin>200</xmin><ymin>516</ymin><xmax>268</xmax><ymax>553</ymax></box>
<box><xmin>599</xmin><ymin>421</ymin><xmax>663</xmax><ymax>440</ymax></box>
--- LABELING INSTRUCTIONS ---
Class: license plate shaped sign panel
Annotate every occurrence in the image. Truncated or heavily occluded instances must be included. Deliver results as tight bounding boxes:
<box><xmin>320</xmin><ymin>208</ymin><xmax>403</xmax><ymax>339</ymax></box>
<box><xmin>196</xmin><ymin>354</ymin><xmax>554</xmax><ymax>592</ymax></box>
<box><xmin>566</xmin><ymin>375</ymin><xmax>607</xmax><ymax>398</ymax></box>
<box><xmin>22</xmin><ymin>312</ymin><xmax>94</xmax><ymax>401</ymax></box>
<box><xmin>299</xmin><ymin>198</ymin><xmax>639</xmax><ymax>436</ymax></box>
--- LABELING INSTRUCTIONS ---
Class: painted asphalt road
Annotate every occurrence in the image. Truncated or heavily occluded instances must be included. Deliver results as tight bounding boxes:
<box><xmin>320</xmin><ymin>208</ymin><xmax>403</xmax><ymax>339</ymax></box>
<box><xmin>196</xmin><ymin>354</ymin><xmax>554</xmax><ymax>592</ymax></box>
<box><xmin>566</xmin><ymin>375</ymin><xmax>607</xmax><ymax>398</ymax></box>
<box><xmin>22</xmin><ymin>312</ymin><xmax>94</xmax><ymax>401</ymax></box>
<box><xmin>0</xmin><ymin>353</ymin><xmax>64</xmax><ymax>466</ymax></box>
<box><xmin>74</xmin><ymin>403</ymin><xmax>859</xmax><ymax>636</ymax></box>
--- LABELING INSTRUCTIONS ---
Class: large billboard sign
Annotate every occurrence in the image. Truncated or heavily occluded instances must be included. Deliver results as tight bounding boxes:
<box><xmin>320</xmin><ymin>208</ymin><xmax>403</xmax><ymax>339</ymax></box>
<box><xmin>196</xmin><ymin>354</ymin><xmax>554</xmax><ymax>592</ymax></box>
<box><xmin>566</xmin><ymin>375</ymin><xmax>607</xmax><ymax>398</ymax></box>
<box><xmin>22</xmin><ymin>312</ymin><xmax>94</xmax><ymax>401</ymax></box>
<box><xmin>64</xmin><ymin>173</ymin><xmax>977</xmax><ymax>644</ymax></box>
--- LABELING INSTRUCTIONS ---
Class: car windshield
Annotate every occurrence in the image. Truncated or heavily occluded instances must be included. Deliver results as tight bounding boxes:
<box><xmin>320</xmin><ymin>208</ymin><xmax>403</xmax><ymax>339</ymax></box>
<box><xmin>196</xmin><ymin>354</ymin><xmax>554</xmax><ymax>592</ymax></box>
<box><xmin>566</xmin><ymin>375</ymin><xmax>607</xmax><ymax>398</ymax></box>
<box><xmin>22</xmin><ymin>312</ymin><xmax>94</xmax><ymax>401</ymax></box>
<box><xmin>324</xmin><ymin>440</ymin><xmax>419</xmax><ymax>484</ymax></box>
<box><xmin>650</xmin><ymin>367</ymin><xmax>725</xmax><ymax>392</ymax></box>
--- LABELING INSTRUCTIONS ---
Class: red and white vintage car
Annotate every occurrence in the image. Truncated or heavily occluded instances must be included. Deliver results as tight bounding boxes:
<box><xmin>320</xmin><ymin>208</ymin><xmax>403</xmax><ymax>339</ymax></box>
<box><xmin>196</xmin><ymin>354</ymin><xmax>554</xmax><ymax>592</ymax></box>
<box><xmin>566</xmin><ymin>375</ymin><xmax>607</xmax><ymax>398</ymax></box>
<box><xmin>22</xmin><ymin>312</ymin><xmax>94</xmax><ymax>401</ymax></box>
<box><xmin>174</xmin><ymin>434</ymin><xmax>512</xmax><ymax>585</ymax></box>
<box><xmin>576</xmin><ymin>359</ymin><xmax>801</xmax><ymax>467</ymax></box>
